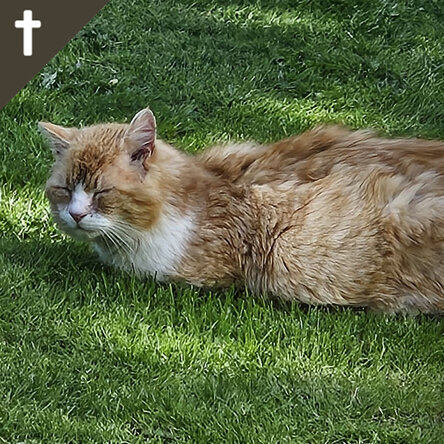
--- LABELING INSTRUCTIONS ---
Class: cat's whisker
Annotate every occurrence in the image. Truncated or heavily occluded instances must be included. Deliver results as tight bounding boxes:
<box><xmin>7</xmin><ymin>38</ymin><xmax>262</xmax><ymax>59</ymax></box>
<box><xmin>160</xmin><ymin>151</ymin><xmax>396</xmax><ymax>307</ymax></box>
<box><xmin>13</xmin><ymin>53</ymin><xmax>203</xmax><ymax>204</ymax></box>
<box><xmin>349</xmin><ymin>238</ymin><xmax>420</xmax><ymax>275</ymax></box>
<box><xmin>99</xmin><ymin>229</ymin><xmax>120</xmax><ymax>252</ymax></box>
<box><xmin>105</xmin><ymin>226</ymin><xmax>135</xmax><ymax>257</ymax></box>
<box><xmin>109</xmin><ymin>222</ymin><xmax>135</xmax><ymax>241</ymax></box>
<box><xmin>97</xmin><ymin>229</ymin><xmax>135</xmax><ymax>270</ymax></box>
<box><xmin>104</xmin><ymin>230</ymin><xmax>127</xmax><ymax>251</ymax></box>
<box><xmin>111</xmin><ymin>220</ymin><xmax>140</xmax><ymax>236</ymax></box>
<box><xmin>109</xmin><ymin>221</ymin><xmax>141</xmax><ymax>248</ymax></box>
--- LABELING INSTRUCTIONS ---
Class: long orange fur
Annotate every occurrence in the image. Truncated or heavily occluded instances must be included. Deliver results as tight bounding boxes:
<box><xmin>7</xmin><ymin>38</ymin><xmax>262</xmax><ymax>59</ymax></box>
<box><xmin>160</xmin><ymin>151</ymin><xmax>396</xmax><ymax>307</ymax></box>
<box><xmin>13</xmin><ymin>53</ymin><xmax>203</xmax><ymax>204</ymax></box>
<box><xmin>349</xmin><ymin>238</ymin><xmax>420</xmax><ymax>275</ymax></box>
<box><xmin>41</xmin><ymin>109</ymin><xmax>444</xmax><ymax>313</ymax></box>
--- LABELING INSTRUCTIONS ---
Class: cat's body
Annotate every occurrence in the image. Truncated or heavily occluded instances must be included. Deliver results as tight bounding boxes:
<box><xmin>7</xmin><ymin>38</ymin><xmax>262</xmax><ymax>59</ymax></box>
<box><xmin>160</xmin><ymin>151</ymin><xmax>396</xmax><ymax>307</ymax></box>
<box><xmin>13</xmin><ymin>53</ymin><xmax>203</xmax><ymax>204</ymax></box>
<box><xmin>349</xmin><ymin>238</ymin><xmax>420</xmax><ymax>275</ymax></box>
<box><xmin>41</xmin><ymin>109</ymin><xmax>444</xmax><ymax>313</ymax></box>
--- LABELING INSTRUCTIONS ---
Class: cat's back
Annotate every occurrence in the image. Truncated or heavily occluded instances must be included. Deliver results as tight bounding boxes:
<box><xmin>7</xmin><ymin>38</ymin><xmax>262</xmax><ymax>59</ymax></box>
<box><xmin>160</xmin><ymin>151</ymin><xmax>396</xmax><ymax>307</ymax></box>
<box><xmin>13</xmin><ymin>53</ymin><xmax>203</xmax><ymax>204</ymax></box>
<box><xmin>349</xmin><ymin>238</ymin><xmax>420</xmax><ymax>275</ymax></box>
<box><xmin>246</xmin><ymin>126</ymin><xmax>444</xmax><ymax>186</ymax></box>
<box><xmin>198</xmin><ymin>126</ymin><xmax>444</xmax><ymax>188</ymax></box>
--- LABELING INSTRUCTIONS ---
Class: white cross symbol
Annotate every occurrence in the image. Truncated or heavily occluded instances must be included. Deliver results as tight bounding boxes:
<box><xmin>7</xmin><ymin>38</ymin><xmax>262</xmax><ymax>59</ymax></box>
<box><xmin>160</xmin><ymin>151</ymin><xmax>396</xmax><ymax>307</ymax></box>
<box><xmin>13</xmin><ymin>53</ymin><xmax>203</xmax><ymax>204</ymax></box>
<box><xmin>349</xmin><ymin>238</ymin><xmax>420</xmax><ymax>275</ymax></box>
<box><xmin>15</xmin><ymin>10</ymin><xmax>41</xmax><ymax>56</ymax></box>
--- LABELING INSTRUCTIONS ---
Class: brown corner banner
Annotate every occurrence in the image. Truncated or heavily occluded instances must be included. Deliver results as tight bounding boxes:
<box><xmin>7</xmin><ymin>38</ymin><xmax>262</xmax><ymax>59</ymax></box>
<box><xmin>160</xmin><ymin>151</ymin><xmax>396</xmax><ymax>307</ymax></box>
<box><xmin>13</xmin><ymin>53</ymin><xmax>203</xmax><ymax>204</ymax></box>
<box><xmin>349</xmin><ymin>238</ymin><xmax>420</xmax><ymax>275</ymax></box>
<box><xmin>0</xmin><ymin>0</ymin><xmax>110</xmax><ymax>110</ymax></box>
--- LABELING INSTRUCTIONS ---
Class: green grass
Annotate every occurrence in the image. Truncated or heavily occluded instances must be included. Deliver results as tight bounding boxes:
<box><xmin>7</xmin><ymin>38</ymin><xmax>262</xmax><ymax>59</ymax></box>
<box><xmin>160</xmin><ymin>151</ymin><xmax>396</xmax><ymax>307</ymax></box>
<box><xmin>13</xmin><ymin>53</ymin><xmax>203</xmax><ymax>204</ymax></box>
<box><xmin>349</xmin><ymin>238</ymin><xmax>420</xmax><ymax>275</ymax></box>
<box><xmin>1</xmin><ymin>0</ymin><xmax>443</xmax><ymax>442</ymax></box>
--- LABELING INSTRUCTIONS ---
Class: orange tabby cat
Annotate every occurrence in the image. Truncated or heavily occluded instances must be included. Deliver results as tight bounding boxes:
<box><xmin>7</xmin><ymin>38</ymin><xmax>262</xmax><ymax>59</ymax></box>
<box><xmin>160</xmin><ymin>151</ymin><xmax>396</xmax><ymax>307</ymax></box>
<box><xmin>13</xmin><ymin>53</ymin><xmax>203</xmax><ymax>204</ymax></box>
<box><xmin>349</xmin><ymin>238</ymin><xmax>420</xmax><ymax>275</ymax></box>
<box><xmin>41</xmin><ymin>108</ymin><xmax>444</xmax><ymax>313</ymax></box>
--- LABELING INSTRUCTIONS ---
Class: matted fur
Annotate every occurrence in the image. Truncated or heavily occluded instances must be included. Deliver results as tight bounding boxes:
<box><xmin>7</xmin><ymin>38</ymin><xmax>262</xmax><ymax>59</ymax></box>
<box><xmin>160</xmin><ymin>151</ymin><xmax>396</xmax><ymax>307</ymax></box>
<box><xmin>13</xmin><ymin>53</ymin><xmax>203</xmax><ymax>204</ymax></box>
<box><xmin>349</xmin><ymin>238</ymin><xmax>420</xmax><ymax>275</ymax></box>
<box><xmin>41</xmin><ymin>109</ymin><xmax>444</xmax><ymax>313</ymax></box>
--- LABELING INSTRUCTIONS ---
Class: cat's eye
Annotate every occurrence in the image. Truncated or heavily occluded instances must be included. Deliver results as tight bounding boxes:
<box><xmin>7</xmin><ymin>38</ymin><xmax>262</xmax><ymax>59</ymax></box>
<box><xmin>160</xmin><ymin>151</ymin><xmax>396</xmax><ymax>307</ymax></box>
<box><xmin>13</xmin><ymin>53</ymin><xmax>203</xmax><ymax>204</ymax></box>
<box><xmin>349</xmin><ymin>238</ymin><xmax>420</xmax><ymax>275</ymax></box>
<box><xmin>51</xmin><ymin>186</ymin><xmax>71</xmax><ymax>199</ymax></box>
<box><xmin>93</xmin><ymin>188</ymin><xmax>113</xmax><ymax>198</ymax></box>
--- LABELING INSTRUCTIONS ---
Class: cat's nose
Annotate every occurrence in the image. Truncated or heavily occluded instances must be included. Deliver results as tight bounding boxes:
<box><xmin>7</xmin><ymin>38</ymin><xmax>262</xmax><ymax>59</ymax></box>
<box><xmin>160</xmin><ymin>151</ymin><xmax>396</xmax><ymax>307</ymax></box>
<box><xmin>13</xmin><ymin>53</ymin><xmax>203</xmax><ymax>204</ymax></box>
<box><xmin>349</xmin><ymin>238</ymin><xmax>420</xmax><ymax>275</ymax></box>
<box><xmin>69</xmin><ymin>210</ymin><xmax>87</xmax><ymax>224</ymax></box>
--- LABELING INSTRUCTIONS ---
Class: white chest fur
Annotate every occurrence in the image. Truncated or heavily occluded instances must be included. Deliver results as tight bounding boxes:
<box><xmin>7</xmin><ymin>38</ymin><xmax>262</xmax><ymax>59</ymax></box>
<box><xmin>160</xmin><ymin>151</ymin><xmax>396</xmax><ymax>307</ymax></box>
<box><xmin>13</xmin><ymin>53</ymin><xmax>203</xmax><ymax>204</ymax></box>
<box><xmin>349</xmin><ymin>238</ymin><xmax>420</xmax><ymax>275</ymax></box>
<box><xmin>94</xmin><ymin>210</ymin><xmax>195</xmax><ymax>281</ymax></box>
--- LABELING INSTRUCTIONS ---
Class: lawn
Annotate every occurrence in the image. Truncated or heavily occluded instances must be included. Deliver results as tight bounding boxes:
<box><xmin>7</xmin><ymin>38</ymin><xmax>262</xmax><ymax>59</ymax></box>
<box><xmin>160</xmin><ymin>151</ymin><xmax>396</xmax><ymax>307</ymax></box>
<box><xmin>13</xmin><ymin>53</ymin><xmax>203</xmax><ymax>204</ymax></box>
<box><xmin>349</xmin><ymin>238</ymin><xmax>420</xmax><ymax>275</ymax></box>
<box><xmin>1</xmin><ymin>0</ymin><xmax>443</xmax><ymax>442</ymax></box>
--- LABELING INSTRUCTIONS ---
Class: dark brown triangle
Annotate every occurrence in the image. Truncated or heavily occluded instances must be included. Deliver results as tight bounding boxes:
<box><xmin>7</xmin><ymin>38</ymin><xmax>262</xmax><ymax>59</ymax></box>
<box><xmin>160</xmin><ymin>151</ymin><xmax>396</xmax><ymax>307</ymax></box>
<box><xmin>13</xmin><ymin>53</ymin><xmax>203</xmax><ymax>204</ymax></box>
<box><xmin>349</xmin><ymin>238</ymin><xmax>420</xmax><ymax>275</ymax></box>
<box><xmin>0</xmin><ymin>0</ymin><xmax>110</xmax><ymax>111</ymax></box>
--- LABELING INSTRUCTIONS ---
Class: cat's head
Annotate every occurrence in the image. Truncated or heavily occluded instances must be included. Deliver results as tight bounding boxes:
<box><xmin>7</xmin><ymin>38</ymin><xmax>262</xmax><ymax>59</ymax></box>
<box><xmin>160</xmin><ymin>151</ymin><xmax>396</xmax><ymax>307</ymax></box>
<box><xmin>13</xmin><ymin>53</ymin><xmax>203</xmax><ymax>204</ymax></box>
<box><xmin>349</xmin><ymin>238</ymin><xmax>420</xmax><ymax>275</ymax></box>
<box><xmin>41</xmin><ymin>108</ymin><xmax>164</xmax><ymax>243</ymax></box>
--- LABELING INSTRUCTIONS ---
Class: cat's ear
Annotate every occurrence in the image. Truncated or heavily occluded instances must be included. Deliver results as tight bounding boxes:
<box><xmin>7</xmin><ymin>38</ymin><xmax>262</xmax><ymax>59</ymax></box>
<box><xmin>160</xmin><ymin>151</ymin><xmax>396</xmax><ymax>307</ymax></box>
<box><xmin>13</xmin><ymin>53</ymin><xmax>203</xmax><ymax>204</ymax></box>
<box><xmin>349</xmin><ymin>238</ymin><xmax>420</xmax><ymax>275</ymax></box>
<box><xmin>38</xmin><ymin>122</ymin><xmax>74</xmax><ymax>157</ymax></box>
<box><xmin>124</xmin><ymin>108</ymin><xmax>157</xmax><ymax>169</ymax></box>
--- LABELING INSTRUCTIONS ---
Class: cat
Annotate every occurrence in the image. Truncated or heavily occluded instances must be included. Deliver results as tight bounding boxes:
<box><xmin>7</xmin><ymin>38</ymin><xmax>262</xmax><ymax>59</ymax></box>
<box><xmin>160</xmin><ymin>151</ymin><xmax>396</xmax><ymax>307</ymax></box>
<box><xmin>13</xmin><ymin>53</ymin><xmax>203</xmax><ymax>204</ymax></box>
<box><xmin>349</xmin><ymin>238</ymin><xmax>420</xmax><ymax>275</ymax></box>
<box><xmin>40</xmin><ymin>108</ymin><xmax>444</xmax><ymax>314</ymax></box>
